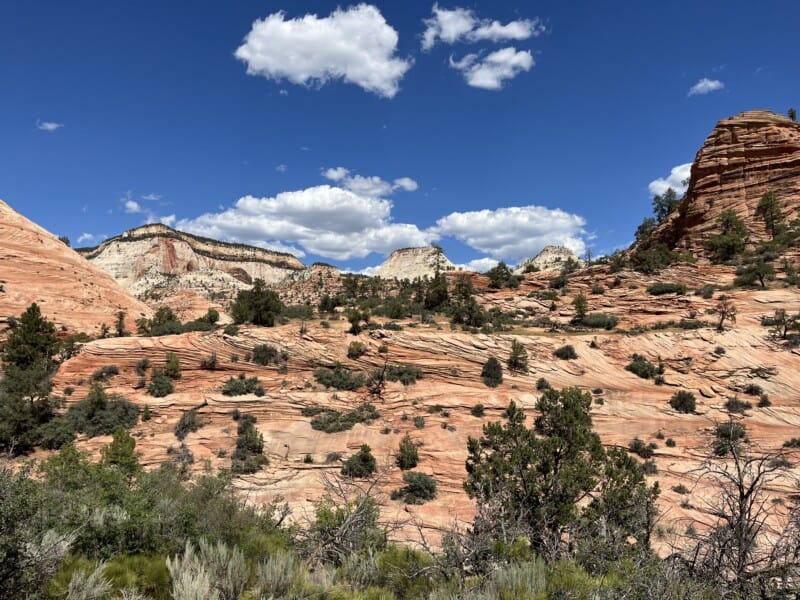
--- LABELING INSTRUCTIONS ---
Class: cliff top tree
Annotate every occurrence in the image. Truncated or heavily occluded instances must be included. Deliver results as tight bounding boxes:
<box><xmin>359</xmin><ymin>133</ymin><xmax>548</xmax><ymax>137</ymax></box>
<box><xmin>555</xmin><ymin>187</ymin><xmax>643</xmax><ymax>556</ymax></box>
<box><xmin>652</xmin><ymin>187</ymin><xmax>680</xmax><ymax>223</ymax></box>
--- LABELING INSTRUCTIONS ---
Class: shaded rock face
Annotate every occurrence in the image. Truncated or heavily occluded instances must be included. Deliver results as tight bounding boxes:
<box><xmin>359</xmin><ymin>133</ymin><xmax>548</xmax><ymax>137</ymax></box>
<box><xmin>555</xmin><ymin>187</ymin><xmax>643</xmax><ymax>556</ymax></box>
<box><xmin>514</xmin><ymin>245</ymin><xmax>581</xmax><ymax>273</ymax></box>
<box><xmin>0</xmin><ymin>199</ymin><xmax>151</xmax><ymax>335</ymax></box>
<box><xmin>79</xmin><ymin>224</ymin><xmax>305</xmax><ymax>316</ymax></box>
<box><xmin>374</xmin><ymin>246</ymin><xmax>455</xmax><ymax>280</ymax></box>
<box><xmin>656</xmin><ymin>110</ymin><xmax>800</xmax><ymax>257</ymax></box>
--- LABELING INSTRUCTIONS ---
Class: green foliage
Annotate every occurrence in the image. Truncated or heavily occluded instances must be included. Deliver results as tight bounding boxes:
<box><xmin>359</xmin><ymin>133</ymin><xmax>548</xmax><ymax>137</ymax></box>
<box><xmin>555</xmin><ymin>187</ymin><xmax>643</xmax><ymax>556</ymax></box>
<box><xmin>282</xmin><ymin>304</ymin><xmax>313</xmax><ymax>320</ymax></box>
<box><xmin>481</xmin><ymin>356</ymin><xmax>503</xmax><ymax>387</ymax></box>
<box><xmin>725</xmin><ymin>397</ymin><xmax>752</xmax><ymax>414</ymax></box>
<box><xmin>252</xmin><ymin>343</ymin><xmax>287</xmax><ymax>366</ymax></box>
<box><xmin>341</xmin><ymin>444</ymin><xmax>377</xmax><ymax>478</ymax></box>
<box><xmin>231</xmin><ymin>279</ymin><xmax>284</xmax><ymax>326</ymax></box>
<box><xmin>790</xmin><ymin>107</ymin><xmax>798</xmax><ymax>121</ymax></box>
<box><xmin>625</xmin><ymin>354</ymin><xmax>660</xmax><ymax>379</ymax></box>
<box><xmin>136</xmin><ymin>307</ymin><xmax>183</xmax><ymax>336</ymax></box>
<box><xmin>147</xmin><ymin>370</ymin><xmax>174</xmax><ymax>397</ymax></box>
<box><xmin>756</xmin><ymin>191</ymin><xmax>784</xmax><ymax>239</ymax></box>
<box><xmin>705</xmin><ymin>210</ymin><xmax>750</xmax><ymax>263</ymax></box>
<box><xmin>221</xmin><ymin>374</ymin><xmax>263</xmax><ymax>396</ymax></box>
<box><xmin>66</xmin><ymin>384</ymin><xmax>139</xmax><ymax>437</ymax></box>
<box><xmin>413</xmin><ymin>416</ymin><xmax>425</xmax><ymax>429</ymax></box>
<box><xmin>391</xmin><ymin>472</ymin><xmax>437</xmax><ymax>504</ymax></box>
<box><xmin>223</xmin><ymin>324</ymin><xmax>239</xmax><ymax>336</ymax></box>
<box><xmin>572</xmin><ymin>292</ymin><xmax>588</xmax><ymax>321</ymax></box>
<box><xmin>314</xmin><ymin>364</ymin><xmax>366</xmax><ymax>390</ymax></box>
<box><xmin>630</xmin><ymin>242</ymin><xmax>678</xmax><ymax>274</ymax></box>
<box><xmin>231</xmin><ymin>413</ymin><xmax>268</xmax><ymax>474</ymax></box>
<box><xmin>135</xmin><ymin>358</ymin><xmax>150</xmax><ymax>376</ymax></box>
<box><xmin>396</xmin><ymin>434</ymin><xmax>419</xmax><ymax>470</ymax></box>
<box><xmin>174</xmin><ymin>409</ymin><xmax>202</xmax><ymax>441</ymax></box>
<box><xmin>423</xmin><ymin>270</ymin><xmax>449</xmax><ymax>311</ymax></box>
<box><xmin>553</xmin><ymin>344</ymin><xmax>577</xmax><ymax>360</ymax></box>
<box><xmin>486</xmin><ymin>262</ymin><xmax>520</xmax><ymax>289</ymax></box>
<box><xmin>507</xmin><ymin>338</ymin><xmax>529</xmax><ymax>373</ymax></box>
<box><xmin>647</xmin><ymin>282</ymin><xmax>687</xmax><ymax>296</ymax></box>
<box><xmin>164</xmin><ymin>352</ymin><xmax>181</xmax><ymax>380</ymax></box>
<box><xmin>734</xmin><ymin>257</ymin><xmax>775</xmax><ymax>288</ymax></box>
<box><xmin>628</xmin><ymin>438</ymin><xmax>655</xmax><ymax>459</ymax></box>
<box><xmin>471</xmin><ymin>403</ymin><xmax>486</xmax><ymax>417</ymax></box>
<box><xmin>90</xmin><ymin>364</ymin><xmax>120</xmax><ymax>382</ymax></box>
<box><xmin>200</xmin><ymin>352</ymin><xmax>218</xmax><ymax>370</ymax></box>
<box><xmin>669</xmin><ymin>390</ymin><xmax>696</xmax><ymax>413</ymax></box>
<box><xmin>536</xmin><ymin>377</ymin><xmax>552</xmax><ymax>391</ymax></box>
<box><xmin>101</xmin><ymin>426</ymin><xmax>141</xmax><ymax>478</ymax></box>
<box><xmin>714</xmin><ymin>421</ymin><xmax>747</xmax><ymax>456</ymax></box>
<box><xmin>306</xmin><ymin>403</ymin><xmax>379</xmax><ymax>433</ymax></box>
<box><xmin>652</xmin><ymin>187</ymin><xmax>680</xmax><ymax>223</ymax></box>
<box><xmin>465</xmin><ymin>389</ymin><xmax>658</xmax><ymax>560</ymax></box>
<box><xmin>580</xmin><ymin>313</ymin><xmax>618</xmax><ymax>329</ymax></box>
<box><xmin>347</xmin><ymin>341</ymin><xmax>367</xmax><ymax>359</ymax></box>
<box><xmin>385</xmin><ymin>364</ymin><xmax>424</xmax><ymax>385</ymax></box>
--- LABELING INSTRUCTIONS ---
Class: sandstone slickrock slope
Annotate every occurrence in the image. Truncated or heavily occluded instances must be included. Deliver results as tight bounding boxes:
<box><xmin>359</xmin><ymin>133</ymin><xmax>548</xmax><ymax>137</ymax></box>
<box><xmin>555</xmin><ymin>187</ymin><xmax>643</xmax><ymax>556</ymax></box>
<box><xmin>0</xmin><ymin>199</ymin><xmax>151</xmax><ymax>334</ymax></box>
<box><xmin>79</xmin><ymin>224</ymin><xmax>305</xmax><ymax>318</ymax></box>
<box><xmin>374</xmin><ymin>246</ymin><xmax>456</xmax><ymax>280</ymax></box>
<box><xmin>514</xmin><ymin>245</ymin><xmax>582</xmax><ymax>274</ymax></box>
<box><xmin>655</xmin><ymin>110</ymin><xmax>800</xmax><ymax>257</ymax></box>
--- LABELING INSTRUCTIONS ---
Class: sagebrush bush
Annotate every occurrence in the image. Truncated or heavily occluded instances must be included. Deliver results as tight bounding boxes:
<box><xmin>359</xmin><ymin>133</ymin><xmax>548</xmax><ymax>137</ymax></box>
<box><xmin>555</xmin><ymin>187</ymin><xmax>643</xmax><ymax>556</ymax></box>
<box><xmin>553</xmin><ymin>345</ymin><xmax>577</xmax><ymax>360</ymax></box>
<box><xmin>391</xmin><ymin>471</ymin><xmax>437</xmax><ymax>504</ymax></box>
<box><xmin>396</xmin><ymin>434</ymin><xmax>419</xmax><ymax>470</ymax></box>
<box><xmin>669</xmin><ymin>390</ymin><xmax>696</xmax><ymax>413</ymax></box>
<box><xmin>647</xmin><ymin>282</ymin><xmax>687</xmax><ymax>296</ymax></box>
<box><xmin>175</xmin><ymin>409</ymin><xmax>202</xmax><ymax>441</ymax></box>
<box><xmin>481</xmin><ymin>356</ymin><xmax>503</xmax><ymax>387</ymax></box>
<box><xmin>313</xmin><ymin>364</ymin><xmax>366</xmax><ymax>390</ymax></box>
<box><xmin>341</xmin><ymin>444</ymin><xmax>376</xmax><ymax>478</ymax></box>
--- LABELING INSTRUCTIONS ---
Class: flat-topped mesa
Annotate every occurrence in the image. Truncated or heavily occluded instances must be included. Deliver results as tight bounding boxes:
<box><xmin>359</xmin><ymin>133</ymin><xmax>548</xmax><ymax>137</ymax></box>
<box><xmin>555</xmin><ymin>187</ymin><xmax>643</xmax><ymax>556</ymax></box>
<box><xmin>374</xmin><ymin>246</ymin><xmax>456</xmax><ymax>280</ymax></box>
<box><xmin>514</xmin><ymin>245</ymin><xmax>582</xmax><ymax>274</ymax></box>
<box><xmin>652</xmin><ymin>109</ymin><xmax>800</xmax><ymax>257</ymax></box>
<box><xmin>0</xmin><ymin>199</ymin><xmax>151</xmax><ymax>334</ymax></box>
<box><xmin>79</xmin><ymin>224</ymin><xmax>305</xmax><ymax>315</ymax></box>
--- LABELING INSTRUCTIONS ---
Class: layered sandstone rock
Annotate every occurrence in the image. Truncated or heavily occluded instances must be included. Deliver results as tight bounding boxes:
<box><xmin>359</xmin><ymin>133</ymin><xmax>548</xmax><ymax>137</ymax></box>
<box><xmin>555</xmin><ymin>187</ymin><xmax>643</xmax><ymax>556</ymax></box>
<box><xmin>514</xmin><ymin>245</ymin><xmax>582</xmax><ymax>274</ymax></box>
<box><xmin>654</xmin><ymin>110</ymin><xmax>800</xmax><ymax>257</ymax></box>
<box><xmin>374</xmin><ymin>246</ymin><xmax>456</xmax><ymax>280</ymax></box>
<box><xmin>79</xmin><ymin>224</ymin><xmax>305</xmax><ymax>317</ymax></box>
<box><xmin>0</xmin><ymin>199</ymin><xmax>151</xmax><ymax>335</ymax></box>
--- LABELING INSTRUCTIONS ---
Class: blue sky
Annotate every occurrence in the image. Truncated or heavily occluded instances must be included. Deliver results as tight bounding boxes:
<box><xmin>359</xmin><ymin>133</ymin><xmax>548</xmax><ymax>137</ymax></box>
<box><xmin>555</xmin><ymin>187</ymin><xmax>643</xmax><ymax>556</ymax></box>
<box><xmin>1</xmin><ymin>1</ymin><xmax>798</xmax><ymax>272</ymax></box>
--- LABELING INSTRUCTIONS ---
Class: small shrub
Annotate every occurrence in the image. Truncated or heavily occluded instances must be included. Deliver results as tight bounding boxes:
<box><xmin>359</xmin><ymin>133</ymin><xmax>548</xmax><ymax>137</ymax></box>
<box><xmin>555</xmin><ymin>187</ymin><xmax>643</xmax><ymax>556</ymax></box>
<box><xmin>313</xmin><ymin>364</ymin><xmax>366</xmax><ymax>391</ymax></box>
<box><xmin>714</xmin><ymin>346</ymin><xmax>726</xmax><ymax>355</ymax></box>
<box><xmin>714</xmin><ymin>421</ymin><xmax>747</xmax><ymax>456</ymax></box>
<box><xmin>413</xmin><ymin>416</ymin><xmax>425</xmax><ymax>429</ymax></box>
<box><xmin>698</xmin><ymin>285</ymin><xmax>716</xmax><ymax>299</ymax></box>
<box><xmin>147</xmin><ymin>370</ymin><xmax>174</xmax><ymax>397</ymax></box>
<box><xmin>91</xmin><ymin>364</ymin><xmax>119</xmax><ymax>382</ymax></box>
<box><xmin>391</xmin><ymin>472</ymin><xmax>437</xmax><ymax>504</ymax></box>
<box><xmin>647</xmin><ymin>282</ymin><xmax>687</xmax><ymax>296</ymax></box>
<box><xmin>341</xmin><ymin>444</ymin><xmax>377</xmax><ymax>478</ymax></box>
<box><xmin>347</xmin><ymin>341</ymin><xmax>367</xmax><ymax>359</ymax></box>
<box><xmin>628</xmin><ymin>438</ymin><xmax>654</xmax><ymax>459</ymax></box>
<box><xmin>385</xmin><ymin>365</ymin><xmax>424</xmax><ymax>385</ymax></box>
<box><xmin>308</xmin><ymin>403</ymin><xmax>379</xmax><ymax>433</ymax></box>
<box><xmin>231</xmin><ymin>413</ymin><xmax>268</xmax><ymax>474</ymax></box>
<box><xmin>669</xmin><ymin>390</ymin><xmax>696</xmax><ymax>414</ymax></box>
<box><xmin>174</xmin><ymin>409</ymin><xmax>202</xmax><ymax>441</ymax></box>
<box><xmin>164</xmin><ymin>352</ymin><xmax>181</xmax><ymax>380</ymax></box>
<box><xmin>200</xmin><ymin>353</ymin><xmax>218</xmax><ymax>370</ymax></box>
<box><xmin>672</xmin><ymin>484</ymin><xmax>689</xmax><ymax>494</ymax></box>
<box><xmin>396</xmin><ymin>434</ymin><xmax>419</xmax><ymax>470</ymax></box>
<box><xmin>743</xmin><ymin>383</ymin><xmax>763</xmax><ymax>396</ymax></box>
<box><xmin>626</xmin><ymin>354</ymin><xmax>658</xmax><ymax>379</ymax></box>
<box><xmin>580</xmin><ymin>313</ymin><xmax>619</xmax><ymax>330</ymax></box>
<box><xmin>65</xmin><ymin>384</ymin><xmax>139</xmax><ymax>438</ymax></box>
<box><xmin>725</xmin><ymin>397</ymin><xmax>752</xmax><ymax>414</ymax></box>
<box><xmin>252</xmin><ymin>343</ymin><xmax>286</xmax><ymax>366</ymax></box>
<box><xmin>377</xmin><ymin>344</ymin><xmax>388</xmax><ymax>354</ymax></box>
<box><xmin>590</xmin><ymin>284</ymin><xmax>605</xmax><ymax>295</ymax></box>
<box><xmin>471</xmin><ymin>403</ymin><xmax>485</xmax><ymax>417</ymax></box>
<box><xmin>783</xmin><ymin>438</ymin><xmax>800</xmax><ymax>448</ymax></box>
<box><xmin>224</xmin><ymin>324</ymin><xmax>239</xmax><ymax>336</ymax></box>
<box><xmin>553</xmin><ymin>345</ymin><xmax>577</xmax><ymax>360</ymax></box>
<box><xmin>142</xmin><ymin>405</ymin><xmax>151</xmax><ymax>421</ymax></box>
<box><xmin>666</xmin><ymin>438</ymin><xmax>676</xmax><ymax>447</ymax></box>
<box><xmin>481</xmin><ymin>356</ymin><xmax>503</xmax><ymax>387</ymax></box>
<box><xmin>303</xmin><ymin>454</ymin><xmax>313</xmax><ymax>464</ymax></box>
<box><xmin>758</xmin><ymin>394</ymin><xmax>771</xmax><ymax>407</ymax></box>
<box><xmin>641</xmin><ymin>459</ymin><xmax>658</xmax><ymax>474</ymax></box>
<box><xmin>536</xmin><ymin>377</ymin><xmax>551</xmax><ymax>391</ymax></box>
<box><xmin>222</xmin><ymin>374</ymin><xmax>261</xmax><ymax>396</ymax></box>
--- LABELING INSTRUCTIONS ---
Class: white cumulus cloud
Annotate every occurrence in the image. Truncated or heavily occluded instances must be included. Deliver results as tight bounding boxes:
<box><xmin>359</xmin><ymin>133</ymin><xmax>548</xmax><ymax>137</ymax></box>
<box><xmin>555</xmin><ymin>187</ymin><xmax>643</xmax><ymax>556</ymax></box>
<box><xmin>235</xmin><ymin>4</ymin><xmax>412</xmax><ymax>98</ymax></box>
<box><xmin>450</xmin><ymin>47</ymin><xmax>533</xmax><ymax>89</ymax></box>
<box><xmin>322</xmin><ymin>167</ymin><xmax>418</xmax><ymax>197</ymax></box>
<box><xmin>36</xmin><ymin>119</ymin><xmax>63</xmax><ymax>132</ymax></box>
<box><xmin>688</xmin><ymin>78</ymin><xmax>724</xmax><ymax>97</ymax></box>
<box><xmin>124</xmin><ymin>200</ymin><xmax>143</xmax><ymax>214</ymax></box>
<box><xmin>432</xmin><ymin>205</ymin><xmax>586</xmax><ymax>262</ymax></box>
<box><xmin>176</xmin><ymin>185</ymin><xmax>434</xmax><ymax>261</ymax></box>
<box><xmin>422</xmin><ymin>4</ymin><xmax>543</xmax><ymax>50</ymax></box>
<box><xmin>455</xmin><ymin>257</ymin><xmax>500</xmax><ymax>272</ymax></box>
<box><xmin>77</xmin><ymin>233</ymin><xmax>95</xmax><ymax>244</ymax></box>
<box><xmin>648</xmin><ymin>162</ymin><xmax>692</xmax><ymax>197</ymax></box>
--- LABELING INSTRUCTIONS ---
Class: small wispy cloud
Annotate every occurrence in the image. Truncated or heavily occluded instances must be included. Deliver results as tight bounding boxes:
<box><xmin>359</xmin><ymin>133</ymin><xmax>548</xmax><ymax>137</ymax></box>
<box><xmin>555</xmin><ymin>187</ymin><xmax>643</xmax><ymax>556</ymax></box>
<box><xmin>688</xmin><ymin>78</ymin><xmax>724</xmax><ymax>97</ymax></box>
<box><xmin>141</xmin><ymin>193</ymin><xmax>162</xmax><ymax>201</ymax></box>
<box><xmin>124</xmin><ymin>199</ymin><xmax>143</xmax><ymax>214</ymax></box>
<box><xmin>36</xmin><ymin>119</ymin><xmax>63</xmax><ymax>132</ymax></box>
<box><xmin>276</xmin><ymin>164</ymin><xmax>288</xmax><ymax>173</ymax></box>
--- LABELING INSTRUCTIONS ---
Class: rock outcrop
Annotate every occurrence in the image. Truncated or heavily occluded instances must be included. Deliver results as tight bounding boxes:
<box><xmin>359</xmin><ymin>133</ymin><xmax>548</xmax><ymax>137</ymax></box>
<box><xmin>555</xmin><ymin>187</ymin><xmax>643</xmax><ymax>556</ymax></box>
<box><xmin>79</xmin><ymin>224</ymin><xmax>305</xmax><ymax>317</ymax></box>
<box><xmin>654</xmin><ymin>110</ymin><xmax>800</xmax><ymax>257</ymax></box>
<box><xmin>374</xmin><ymin>246</ymin><xmax>456</xmax><ymax>280</ymax></box>
<box><xmin>514</xmin><ymin>245</ymin><xmax>582</xmax><ymax>273</ymax></box>
<box><xmin>0</xmin><ymin>199</ymin><xmax>151</xmax><ymax>335</ymax></box>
